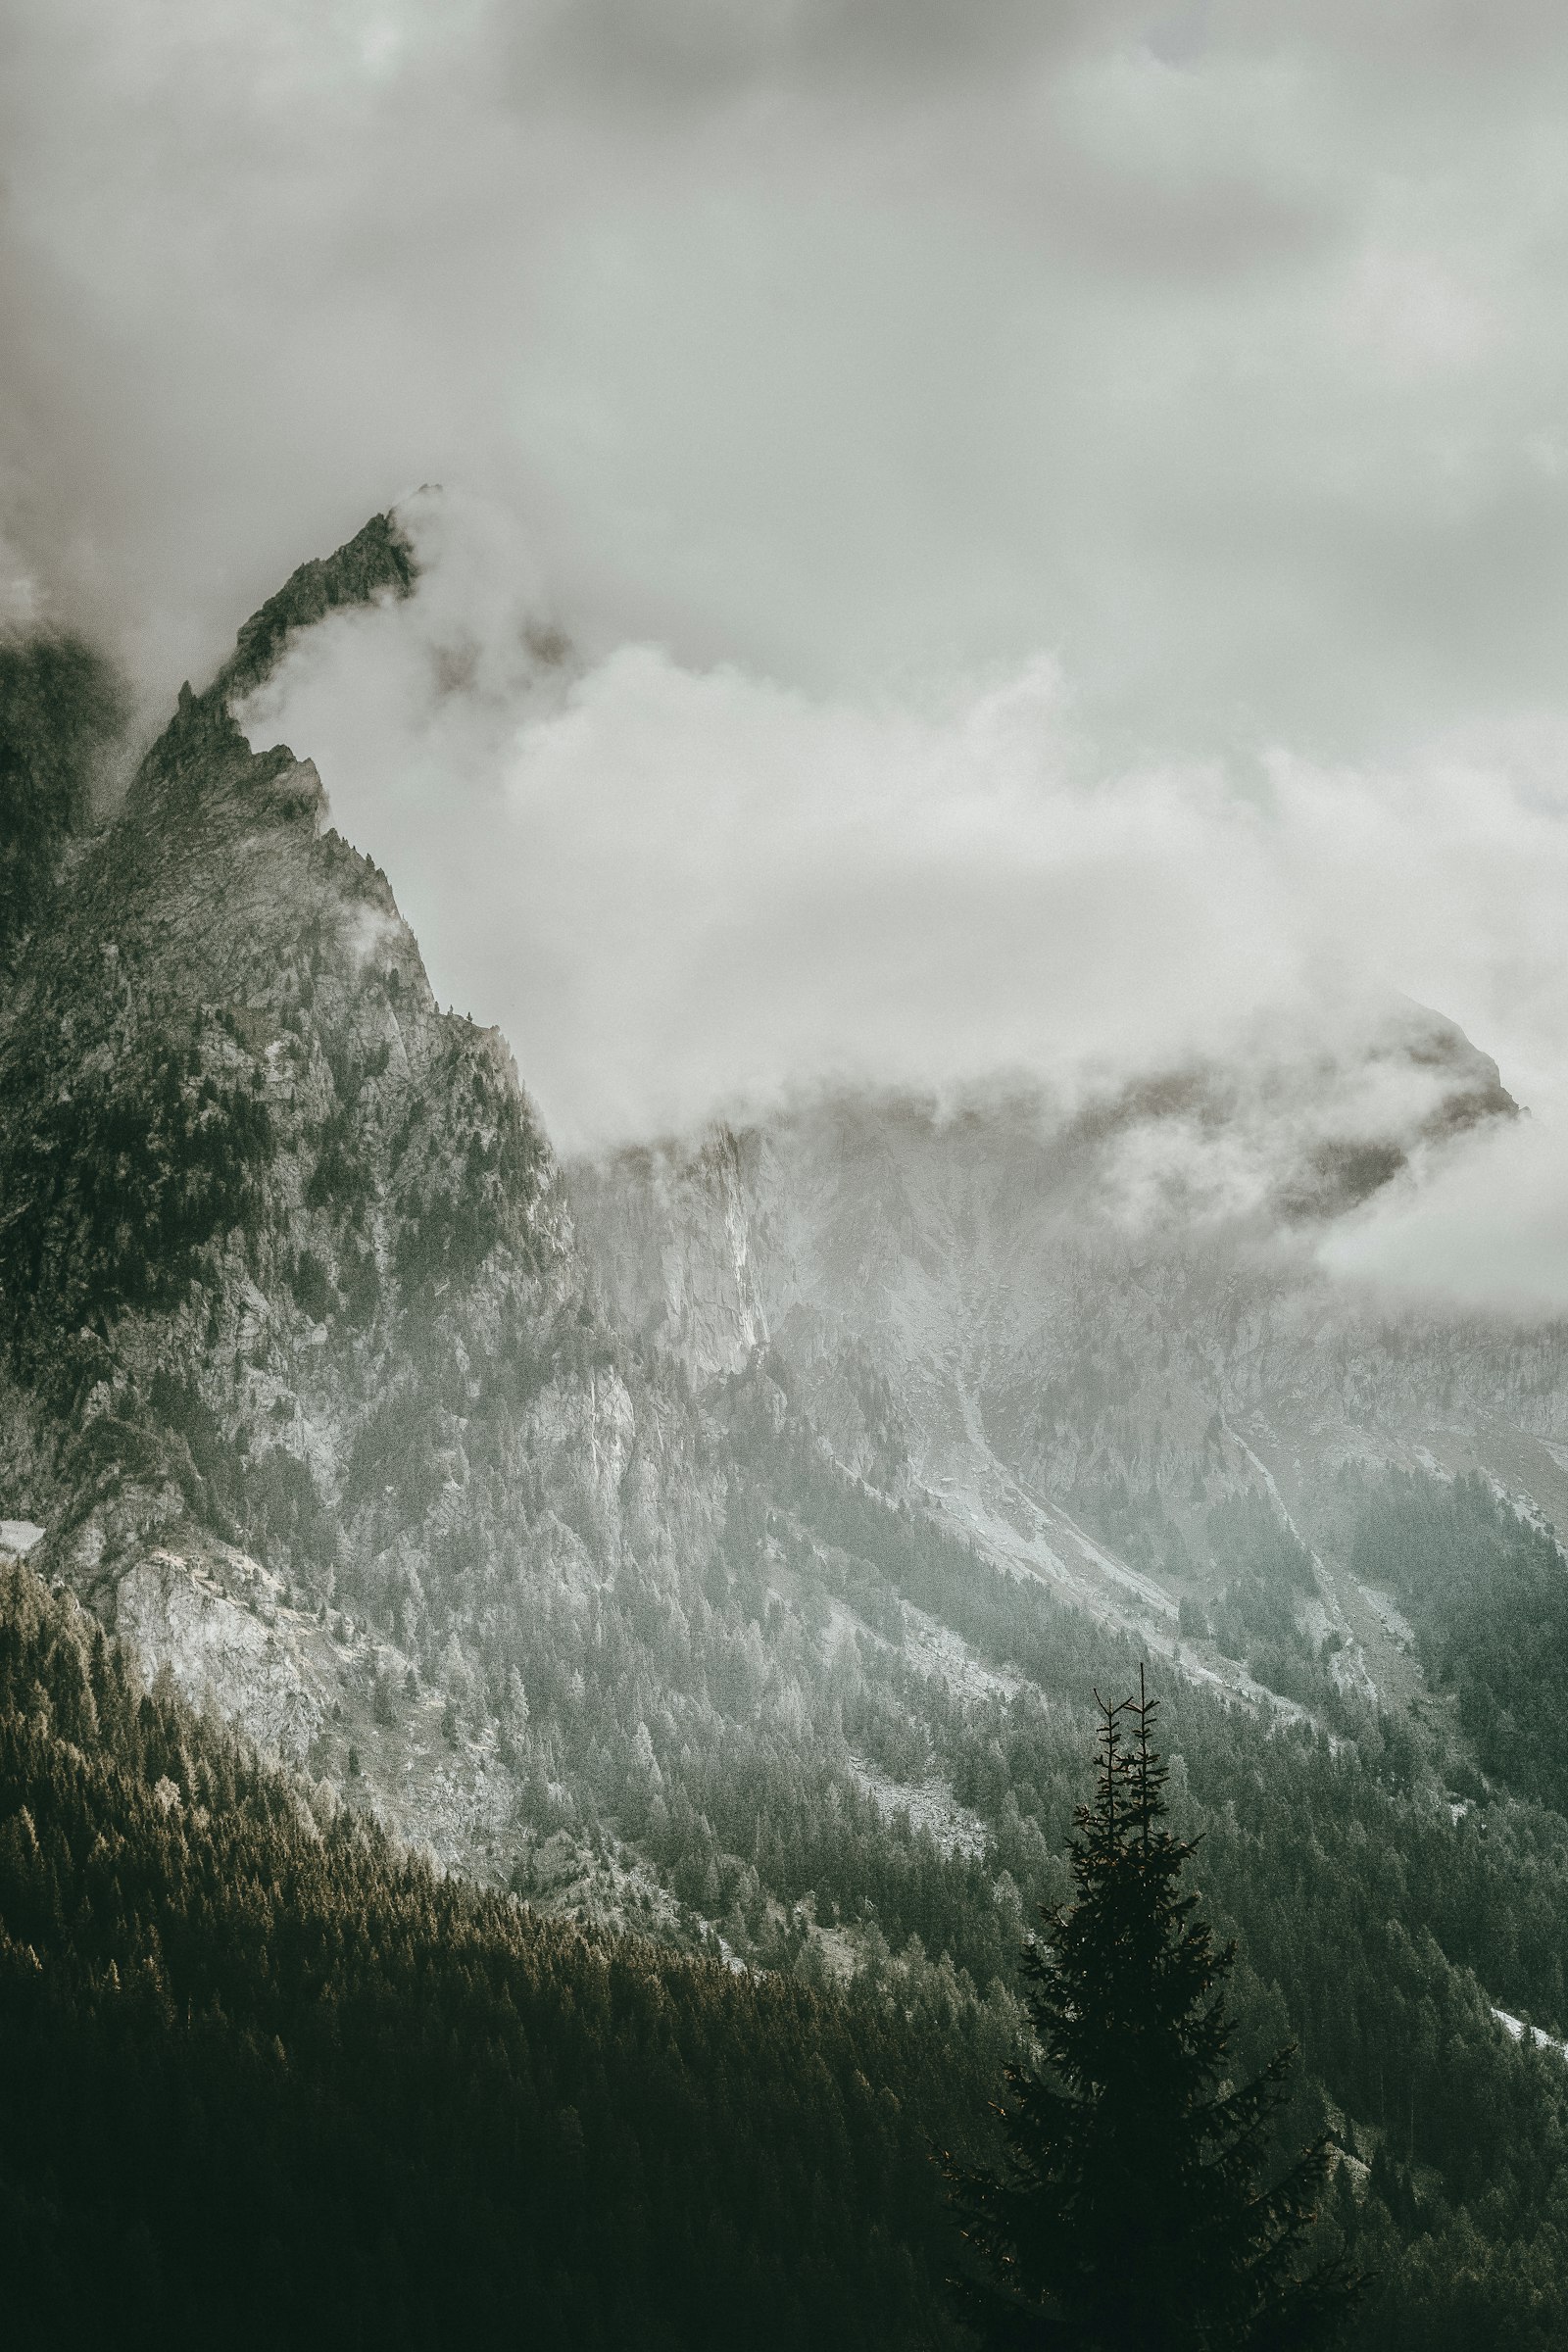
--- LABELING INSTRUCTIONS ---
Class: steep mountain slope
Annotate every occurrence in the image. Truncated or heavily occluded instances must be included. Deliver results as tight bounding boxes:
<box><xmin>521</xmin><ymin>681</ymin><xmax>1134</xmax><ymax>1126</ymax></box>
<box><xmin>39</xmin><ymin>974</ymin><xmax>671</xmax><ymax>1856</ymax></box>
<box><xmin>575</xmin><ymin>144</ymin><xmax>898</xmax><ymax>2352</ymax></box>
<box><xmin>572</xmin><ymin>1058</ymin><xmax>1566</xmax><ymax>1701</ymax></box>
<box><xmin>0</xmin><ymin>514</ymin><xmax>719</xmax><ymax>1875</ymax></box>
<box><xmin>0</xmin><ymin>627</ymin><xmax>127</xmax><ymax>968</ymax></box>
<box><xmin>4</xmin><ymin>506</ymin><xmax>1561</xmax><ymax>1897</ymax></box>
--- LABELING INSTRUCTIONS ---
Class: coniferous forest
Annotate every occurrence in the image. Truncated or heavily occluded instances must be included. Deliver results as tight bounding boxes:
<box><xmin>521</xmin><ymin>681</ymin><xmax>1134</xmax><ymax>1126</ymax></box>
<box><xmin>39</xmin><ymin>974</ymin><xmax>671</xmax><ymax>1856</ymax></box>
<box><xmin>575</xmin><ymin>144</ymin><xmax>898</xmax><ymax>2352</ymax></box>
<box><xmin>0</xmin><ymin>1558</ymin><xmax>987</xmax><ymax>2349</ymax></box>
<box><xmin>7</xmin><ymin>1474</ymin><xmax>1568</xmax><ymax>2347</ymax></box>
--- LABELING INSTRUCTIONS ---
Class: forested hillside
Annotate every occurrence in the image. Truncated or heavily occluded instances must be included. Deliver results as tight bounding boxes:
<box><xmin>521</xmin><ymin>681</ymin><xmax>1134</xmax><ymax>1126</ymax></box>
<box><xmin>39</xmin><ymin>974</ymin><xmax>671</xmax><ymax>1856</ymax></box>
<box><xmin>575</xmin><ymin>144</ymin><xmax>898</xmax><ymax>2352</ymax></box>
<box><xmin>1349</xmin><ymin>1471</ymin><xmax>1568</xmax><ymax>1816</ymax></box>
<box><xmin>0</xmin><ymin>1556</ymin><xmax>991</xmax><ymax>2348</ymax></box>
<box><xmin>6</xmin><ymin>1509</ymin><xmax>1568</xmax><ymax>2346</ymax></box>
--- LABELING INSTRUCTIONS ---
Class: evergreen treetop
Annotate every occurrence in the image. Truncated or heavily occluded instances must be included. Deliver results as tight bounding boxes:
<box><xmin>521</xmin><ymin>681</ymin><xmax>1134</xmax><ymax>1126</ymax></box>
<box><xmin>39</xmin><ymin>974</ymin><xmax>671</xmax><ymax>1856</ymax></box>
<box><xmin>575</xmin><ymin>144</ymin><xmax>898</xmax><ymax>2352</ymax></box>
<box><xmin>948</xmin><ymin>1668</ymin><xmax>1359</xmax><ymax>2349</ymax></box>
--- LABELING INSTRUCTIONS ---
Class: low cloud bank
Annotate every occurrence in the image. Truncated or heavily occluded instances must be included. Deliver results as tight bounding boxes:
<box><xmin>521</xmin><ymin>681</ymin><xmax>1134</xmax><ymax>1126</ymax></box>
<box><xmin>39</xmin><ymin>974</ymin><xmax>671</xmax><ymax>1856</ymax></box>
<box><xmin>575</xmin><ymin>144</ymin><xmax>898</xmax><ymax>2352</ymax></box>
<box><xmin>234</xmin><ymin>495</ymin><xmax>1568</xmax><ymax>1312</ymax></box>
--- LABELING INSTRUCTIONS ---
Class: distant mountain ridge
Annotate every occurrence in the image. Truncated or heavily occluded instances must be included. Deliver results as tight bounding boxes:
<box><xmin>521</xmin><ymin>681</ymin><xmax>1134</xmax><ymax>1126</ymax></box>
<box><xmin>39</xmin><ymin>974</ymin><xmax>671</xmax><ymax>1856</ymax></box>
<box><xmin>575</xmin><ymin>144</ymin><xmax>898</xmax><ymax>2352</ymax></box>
<box><xmin>573</xmin><ymin>1048</ymin><xmax>1559</xmax><ymax>1660</ymax></box>
<box><xmin>1</xmin><ymin>497</ymin><xmax>1565</xmax><ymax>1898</ymax></box>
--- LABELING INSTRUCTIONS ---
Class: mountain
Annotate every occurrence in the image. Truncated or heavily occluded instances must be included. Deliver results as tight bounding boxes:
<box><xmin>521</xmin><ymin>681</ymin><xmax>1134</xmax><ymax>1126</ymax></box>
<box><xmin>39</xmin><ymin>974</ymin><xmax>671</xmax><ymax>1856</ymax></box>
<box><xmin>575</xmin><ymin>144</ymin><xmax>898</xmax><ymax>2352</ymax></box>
<box><xmin>0</xmin><ymin>512</ymin><xmax>720</xmax><ymax>1879</ymax></box>
<box><xmin>573</xmin><ymin>1054</ymin><xmax>1563</xmax><ymax>1700</ymax></box>
<box><xmin>7</xmin><ymin>511</ymin><xmax>1568</xmax><ymax>2343</ymax></box>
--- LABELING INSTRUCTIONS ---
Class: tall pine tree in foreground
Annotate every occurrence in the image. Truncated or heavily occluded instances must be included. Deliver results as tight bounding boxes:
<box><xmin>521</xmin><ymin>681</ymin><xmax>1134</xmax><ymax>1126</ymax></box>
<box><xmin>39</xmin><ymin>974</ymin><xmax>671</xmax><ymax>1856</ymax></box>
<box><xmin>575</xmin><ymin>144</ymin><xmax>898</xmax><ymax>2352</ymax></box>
<box><xmin>948</xmin><ymin>1671</ymin><xmax>1358</xmax><ymax>2349</ymax></box>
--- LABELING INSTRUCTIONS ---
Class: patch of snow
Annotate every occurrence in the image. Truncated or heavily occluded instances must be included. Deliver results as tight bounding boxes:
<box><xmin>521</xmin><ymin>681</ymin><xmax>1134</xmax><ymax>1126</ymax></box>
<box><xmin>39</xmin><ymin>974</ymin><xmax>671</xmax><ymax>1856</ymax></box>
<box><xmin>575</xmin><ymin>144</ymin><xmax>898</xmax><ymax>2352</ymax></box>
<box><xmin>0</xmin><ymin>1521</ymin><xmax>46</xmax><ymax>1557</ymax></box>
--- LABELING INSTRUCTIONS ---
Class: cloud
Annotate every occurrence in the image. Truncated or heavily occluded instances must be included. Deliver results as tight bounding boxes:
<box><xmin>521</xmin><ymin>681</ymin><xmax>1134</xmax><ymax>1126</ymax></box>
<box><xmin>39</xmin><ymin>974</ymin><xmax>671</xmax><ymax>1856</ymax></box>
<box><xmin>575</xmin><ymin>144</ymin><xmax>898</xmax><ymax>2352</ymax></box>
<box><xmin>236</xmin><ymin>497</ymin><xmax>1568</xmax><ymax>1297</ymax></box>
<box><xmin>7</xmin><ymin>0</ymin><xmax>1568</xmax><ymax>768</ymax></box>
<box><xmin>1320</xmin><ymin>1100</ymin><xmax>1568</xmax><ymax>1317</ymax></box>
<box><xmin>0</xmin><ymin>532</ymin><xmax>43</xmax><ymax>632</ymax></box>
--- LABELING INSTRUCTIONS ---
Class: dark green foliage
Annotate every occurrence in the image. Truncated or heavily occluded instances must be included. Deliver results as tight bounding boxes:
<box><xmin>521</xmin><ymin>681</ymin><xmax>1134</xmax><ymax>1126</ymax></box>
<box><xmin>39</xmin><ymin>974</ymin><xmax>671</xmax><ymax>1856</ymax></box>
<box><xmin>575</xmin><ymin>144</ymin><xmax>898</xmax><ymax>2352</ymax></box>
<box><xmin>489</xmin><ymin>1405</ymin><xmax>1568</xmax><ymax>2346</ymax></box>
<box><xmin>0</xmin><ymin>1558</ymin><xmax>985</xmax><ymax>2351</ymax></box>
<box><xmin>1179</xmin><ymin>1593</ymin><xmax>1210</xmax><ymax>1642</ymax></box>
<box><xmin>305</xmin><ymin>1105</ymin><xmax>367</xmax><ymax>1212</ymax></box>
<box><xmin>146</xmin><ymin>1367</ymin><xmax>247</xmax><ymax>1530</ymax></box>
<box><xmin>339</xmin><ymin>1236</ymin><xmax>381</xmax><ymax>1325</ymax></box>
<box><xmin>242</xmin><ymin>1444</ymin><xmax>334</xmax><ymax>1570</ymax></box>
<box><xmin>0</xmin><ymin>1023</ymin><xmax>273</xmax><ymax>1375</ymax></box>
<box><xmin>1074</xmin><ymin>1469</ymin><xmax>1192</xmax><ymax>1578</ymax></box>
<box><xmin>343</xmin><ymin>1380</ymin><xmax>448</xmax><ymax>1517</ymax></box>
<box><xmin>1209</xmin><ymin>1491</ymin><xmax>1317</xmax><ymax>1596</ymax></box>
<box><xmin>949</xmin><ymin>1677</ymin><xmax>1355</xmax><ymax>2348</ymax></box>
<box><xmin>1350</xmin><ymin>1472</ymin><xmax>1568</xmax><ymax>1812</ymax></box>
<box><xmin>0</xmin><ymin>629</ymin><xmax>127</xmax><ymax>961</ymax></box>
<box><xmin>1202</xmin><ymin>1491</ymin><xmax>1322</xmax><ymax>1702</ymax></box>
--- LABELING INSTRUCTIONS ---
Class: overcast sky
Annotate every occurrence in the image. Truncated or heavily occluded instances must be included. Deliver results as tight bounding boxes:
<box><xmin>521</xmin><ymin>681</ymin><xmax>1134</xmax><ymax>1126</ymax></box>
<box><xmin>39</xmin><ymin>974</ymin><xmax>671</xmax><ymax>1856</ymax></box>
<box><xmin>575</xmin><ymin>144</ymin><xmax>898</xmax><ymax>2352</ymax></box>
<box><xmin>8</xmin><ymin>1</ymin><xmax>1568</xmax><ymax>1299</ymax></box>
<box><xmin>8</xmin><ymin>0</ymin><xmax>1568</xmax><ymax>750</ymax></box>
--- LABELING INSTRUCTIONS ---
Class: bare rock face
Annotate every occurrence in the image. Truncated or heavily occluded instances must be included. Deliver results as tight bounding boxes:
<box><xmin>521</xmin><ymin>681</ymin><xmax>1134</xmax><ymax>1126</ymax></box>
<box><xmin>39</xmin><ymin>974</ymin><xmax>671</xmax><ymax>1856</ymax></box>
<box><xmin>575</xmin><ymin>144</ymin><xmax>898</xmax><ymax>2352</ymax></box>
<box><xmin>8</xmin><ymin>501</ymin><xmax>1560</xmax><ymax>1936</ymax></box>
<box><xmin>116</xmin><ymin>1545</ymin><xmax>329</xmax><ymax>1765</ymax></box>
<box><xmin>572</xmin><ymin>1128</ymin><xmax>768</xmax><ymax>1382</ymax></box>
<box><xmin>104</xmin><ymin>1533</ymin><xmax>562</xmax><ymax>1884</ymax></box>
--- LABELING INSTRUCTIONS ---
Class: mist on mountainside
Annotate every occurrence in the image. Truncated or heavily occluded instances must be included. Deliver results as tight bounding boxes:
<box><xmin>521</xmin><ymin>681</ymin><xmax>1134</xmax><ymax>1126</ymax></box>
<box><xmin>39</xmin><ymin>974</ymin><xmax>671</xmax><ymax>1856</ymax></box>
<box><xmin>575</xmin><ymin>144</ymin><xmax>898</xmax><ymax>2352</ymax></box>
<box><xmin>4</xmin><ymin>513</ymin><xmax>1568</xmax><ymax>2348</ymax></box>
<box><xmin>226</xmin><ymin>489</ymin><xmax>1568</xmax><ymax>1313</ymax></box>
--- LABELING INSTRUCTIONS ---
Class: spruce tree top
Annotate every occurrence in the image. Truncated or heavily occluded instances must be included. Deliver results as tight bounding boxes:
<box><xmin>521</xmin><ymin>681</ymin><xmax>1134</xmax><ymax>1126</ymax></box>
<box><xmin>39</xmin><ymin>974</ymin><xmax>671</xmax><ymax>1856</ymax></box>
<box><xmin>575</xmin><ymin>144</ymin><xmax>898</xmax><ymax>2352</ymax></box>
<box><xmin>948</xmin><ymin>1668</ymin><xmax>1358</xmax><ymax>2350</ymax></box>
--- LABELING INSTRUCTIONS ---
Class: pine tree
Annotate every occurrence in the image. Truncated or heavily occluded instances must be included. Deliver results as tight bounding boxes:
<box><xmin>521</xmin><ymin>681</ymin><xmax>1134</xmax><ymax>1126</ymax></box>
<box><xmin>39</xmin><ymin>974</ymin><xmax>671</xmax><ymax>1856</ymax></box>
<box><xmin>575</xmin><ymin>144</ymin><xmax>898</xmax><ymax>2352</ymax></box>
<box><xmin>948</xmin><ymin>1670</ymin><xmax>1358</xmax><ymax>2349</ymax></box>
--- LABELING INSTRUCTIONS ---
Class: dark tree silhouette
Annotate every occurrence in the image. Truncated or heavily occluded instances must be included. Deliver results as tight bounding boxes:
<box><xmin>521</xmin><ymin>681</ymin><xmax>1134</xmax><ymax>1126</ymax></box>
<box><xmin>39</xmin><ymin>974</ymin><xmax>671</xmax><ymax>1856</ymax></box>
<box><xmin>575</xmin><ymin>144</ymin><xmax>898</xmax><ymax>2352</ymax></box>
<box><xmin>948</xmin><ymin>1670</ymin><xmax>1358</xmax><ymax>2349</ymax></box>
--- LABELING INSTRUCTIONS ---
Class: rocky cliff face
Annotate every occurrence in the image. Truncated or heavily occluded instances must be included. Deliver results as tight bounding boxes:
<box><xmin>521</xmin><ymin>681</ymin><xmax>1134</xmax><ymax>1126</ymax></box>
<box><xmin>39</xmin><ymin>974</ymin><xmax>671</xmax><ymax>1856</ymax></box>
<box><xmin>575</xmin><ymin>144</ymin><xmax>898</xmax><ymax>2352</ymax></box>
<box><xmin>572</xmin><ymin>1054</ymin><xmax>1568</xmax><ymax>1658</ymax></box>
<box><xmin>0</xmin><ymin>512</ymin><xmax>719</xmax><ymax>1883</ymax></box>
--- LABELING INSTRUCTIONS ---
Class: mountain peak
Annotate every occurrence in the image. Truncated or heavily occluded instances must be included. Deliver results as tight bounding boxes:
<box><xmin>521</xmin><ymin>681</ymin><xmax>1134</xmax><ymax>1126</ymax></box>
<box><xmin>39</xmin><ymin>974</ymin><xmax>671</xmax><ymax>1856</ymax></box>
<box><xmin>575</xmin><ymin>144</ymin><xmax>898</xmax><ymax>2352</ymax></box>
<box><xmin>121</xmin><ymin>510</ymin><xmax>416</xmax><ymax>841</ymax></box>
<box><xmin>216</xmin><ymin>509</ymin><xmax>416</xmax><ymax>709</ymax></box>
